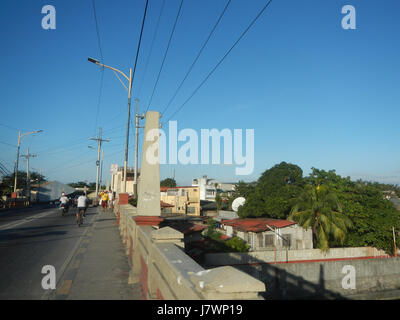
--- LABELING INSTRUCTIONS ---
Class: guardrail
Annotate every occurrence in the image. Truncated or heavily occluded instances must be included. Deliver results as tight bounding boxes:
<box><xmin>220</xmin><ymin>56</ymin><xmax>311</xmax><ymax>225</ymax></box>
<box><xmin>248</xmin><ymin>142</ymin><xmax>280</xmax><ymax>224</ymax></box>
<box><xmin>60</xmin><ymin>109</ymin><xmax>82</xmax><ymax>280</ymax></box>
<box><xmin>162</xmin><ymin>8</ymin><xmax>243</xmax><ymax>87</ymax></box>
<box><xmin>115</xmin><ymin>198</ymin><xmax>266</xmax><ymax>300</ymax></box>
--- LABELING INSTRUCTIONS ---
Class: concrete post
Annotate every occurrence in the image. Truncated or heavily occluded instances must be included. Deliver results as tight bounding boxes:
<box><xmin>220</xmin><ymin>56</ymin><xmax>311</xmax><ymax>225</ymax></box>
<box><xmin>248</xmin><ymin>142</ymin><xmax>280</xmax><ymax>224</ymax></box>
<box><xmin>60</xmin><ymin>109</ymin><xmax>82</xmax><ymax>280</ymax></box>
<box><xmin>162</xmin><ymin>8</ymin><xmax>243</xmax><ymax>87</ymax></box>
<box><xmin>189</xmin><ymin>266</ymin><xmax>266</xmax><ymax>299</ymax></box>
<box><xmin>137</xmin><ymin>111</ymin><xmax>161</xmax><ymax>217</ymax></box>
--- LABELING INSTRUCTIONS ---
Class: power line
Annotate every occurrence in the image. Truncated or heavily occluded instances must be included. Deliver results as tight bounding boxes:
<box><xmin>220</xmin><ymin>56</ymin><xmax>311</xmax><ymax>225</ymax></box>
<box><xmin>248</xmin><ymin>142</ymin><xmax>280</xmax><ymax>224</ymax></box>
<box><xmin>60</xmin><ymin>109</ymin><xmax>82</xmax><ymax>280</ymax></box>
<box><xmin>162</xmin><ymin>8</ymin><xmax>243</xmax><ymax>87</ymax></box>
<box><xmin>163</xmin><ymin>0</ymin><xmax>274</xmax><ymax>123</ymax></box>
<box><xmin>161</xmin><ymin>0</ymin><xmax>232</xmax><ymax>116</ymax></box>
<box><xmin>136</xmin><ymin>0</ymin><xmax>166</xmax><ymax>100</ymax></box>
<box><xmin>130</xmin><ymin>0</ymin><xmax>149</xmax><ymax>98</ymax></box>
<box><xmin>0</xmin><ymin>123</ymin><xmax>20</xmax><ymax>131</ymax></box>
<box><xmin>91</xmin><ymin>0</ymin><xmax>105</xmax><ymax>135</ymax></box>
<box><xmin>0</xmin><ymin>161</ymin><xmax>12</xmax><ymax>176</ymax></box>
<box><xmin>0</xmin><ymin>140</ymin><xmax>16</xmax><ymax>148</ymax></box>
<box><xmin>145</xmin><ymin>0</ymin><xmax>184</xmax><ymax>113</ymax></box>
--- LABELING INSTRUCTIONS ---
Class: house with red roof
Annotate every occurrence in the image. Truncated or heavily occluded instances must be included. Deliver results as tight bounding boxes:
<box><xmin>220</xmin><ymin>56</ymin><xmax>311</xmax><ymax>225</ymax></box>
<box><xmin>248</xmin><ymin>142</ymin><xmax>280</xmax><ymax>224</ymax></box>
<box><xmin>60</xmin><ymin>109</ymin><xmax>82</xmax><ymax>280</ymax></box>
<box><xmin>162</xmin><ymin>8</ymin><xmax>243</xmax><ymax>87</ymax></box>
<box><xmin>220</xmin><ymin>218</ymin><xmax>313</xmax><ymax>252</ymax></box>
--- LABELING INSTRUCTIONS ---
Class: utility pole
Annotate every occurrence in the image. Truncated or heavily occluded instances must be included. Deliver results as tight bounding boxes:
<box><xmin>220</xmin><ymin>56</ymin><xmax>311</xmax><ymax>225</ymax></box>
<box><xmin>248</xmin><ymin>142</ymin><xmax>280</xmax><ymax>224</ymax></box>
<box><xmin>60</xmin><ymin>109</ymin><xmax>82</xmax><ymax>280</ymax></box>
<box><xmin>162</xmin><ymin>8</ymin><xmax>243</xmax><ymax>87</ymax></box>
<box><xmin>100</xmin><ymin>149</ymin><xmax>104</xmax><ymax>190</ymax></box>
<box><xmin>38</xmin><ymin>169</ymin><xmax>42</xmax><ymax>203</ymax></box>
<box><xmin>134</xmin><ymin>99</ymin><xmax>144</xmax><ymax>198</ymax></box>
<box><xmin>123</xmin><ymin>68</ymin><xmax>133</xmax><ymax>194</ymax></box>
<box><xmin>90</xmin><ymin>127</ymin><xmax>110</xmax><ymax>202</ymax></box>
<box><xmin>13</xmin><ymin>129</ymin><xmax>43</xmax><ymax>194</ymax></box>
<box><xmin>13</xmin><ymin>131</ymin><xmax>21</xmax><ymax>194</ymax></box>
<box><xmin>20</xmin><ymin>147</ymin><xmax>36</xmax><ymax>202</ymax></box>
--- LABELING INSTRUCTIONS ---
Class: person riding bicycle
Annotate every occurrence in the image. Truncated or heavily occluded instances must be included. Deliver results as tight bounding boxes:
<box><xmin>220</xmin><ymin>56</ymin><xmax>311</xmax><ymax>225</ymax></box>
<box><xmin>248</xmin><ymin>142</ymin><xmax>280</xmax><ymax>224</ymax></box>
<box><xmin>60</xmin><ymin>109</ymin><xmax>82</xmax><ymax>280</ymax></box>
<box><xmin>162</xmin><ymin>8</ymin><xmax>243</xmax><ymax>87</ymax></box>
<box><xmin>77</xmin><ymin>194</ymin><xmax>88</xmax><ymax>216</ymax></box>
<box><xmin>59</xmin><ymin>192</ymin><xmax>69</xmax><ymax>212</ymax></box>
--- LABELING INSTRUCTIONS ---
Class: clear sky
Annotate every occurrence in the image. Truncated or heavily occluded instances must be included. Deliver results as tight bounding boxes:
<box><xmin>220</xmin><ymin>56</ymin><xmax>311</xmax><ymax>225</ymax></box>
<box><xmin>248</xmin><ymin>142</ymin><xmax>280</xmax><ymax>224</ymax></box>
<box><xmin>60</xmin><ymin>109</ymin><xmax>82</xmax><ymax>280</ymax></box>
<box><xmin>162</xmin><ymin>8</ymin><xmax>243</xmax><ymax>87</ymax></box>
<box><xmin>0</xmin><ymin>0</ymin><xmax>399</xmax><ymax>186</ymax></box>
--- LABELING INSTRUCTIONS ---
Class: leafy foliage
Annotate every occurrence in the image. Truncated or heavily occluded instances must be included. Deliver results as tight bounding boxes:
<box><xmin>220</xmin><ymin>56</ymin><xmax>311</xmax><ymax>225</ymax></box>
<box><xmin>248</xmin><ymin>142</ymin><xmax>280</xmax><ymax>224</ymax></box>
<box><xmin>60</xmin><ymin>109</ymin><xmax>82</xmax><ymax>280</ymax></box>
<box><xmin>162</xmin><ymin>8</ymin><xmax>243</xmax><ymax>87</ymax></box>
<box><xmin>0</xmin><ymin>171</ymin><xmax>47</xmax><ymax>195</ymax></box>
<box><xmin>203</xmin><ymin>218</ymin><xmax>248</xmax><ymax>253</ymax></box>
<box><xmin>160</xmin><ymin>178</ymin><xmax>177</xmax><ymax>188</ymax></box>
<box><xmin>289</xmin><ymin>184</ymin><xmax>353</xmax><ymax>251</ymax></box>
<box><xmin>205</xmin><ymin>218</ymin><xmax>221</xmax><ymax>240</ymax></box>
<box><xmin>68</xmin><ymin>181</ymin><xmax>90</xmax><ymax>188</ymax></box>
<box><xmin>238</xmin><ymin>162</ymin><xmax>303</xmax><ymax>219</ymax></box>
<box><xmin>224</xmin><ymin>237</ymin><xmax>249</xmax><ymax>252</ymax></box>
<box><xmin>232</xmin><ymin>164</ymin><xmax>400</xmax><ymax>254</ymax></box>
<box><xmin>128</xmin><ymin>197</ymin><xmax>137</xmax><ymax>207</ymax></box>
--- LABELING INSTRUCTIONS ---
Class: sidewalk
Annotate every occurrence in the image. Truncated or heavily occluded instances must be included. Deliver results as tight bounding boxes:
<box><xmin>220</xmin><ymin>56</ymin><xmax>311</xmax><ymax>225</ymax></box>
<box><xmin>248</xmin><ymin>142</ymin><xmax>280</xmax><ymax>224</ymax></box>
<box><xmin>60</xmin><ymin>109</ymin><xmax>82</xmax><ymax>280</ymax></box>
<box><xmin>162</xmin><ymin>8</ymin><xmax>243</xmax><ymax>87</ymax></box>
<box><xmin>54</xmin><ymin>207</ymin><xmax>141</xmax><ymax>300</ymax></box>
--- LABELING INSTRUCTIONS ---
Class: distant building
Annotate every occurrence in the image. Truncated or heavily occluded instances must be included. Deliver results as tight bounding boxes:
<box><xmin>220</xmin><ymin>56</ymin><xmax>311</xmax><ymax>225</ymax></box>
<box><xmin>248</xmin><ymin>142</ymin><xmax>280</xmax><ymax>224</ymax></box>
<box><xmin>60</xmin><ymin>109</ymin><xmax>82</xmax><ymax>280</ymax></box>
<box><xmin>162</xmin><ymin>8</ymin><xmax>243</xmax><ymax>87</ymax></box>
<box><xmin>220</xmin><ymin>218</ymin><xmax>313</xmax><ymax>252</ymax></box>
<box><xmin>192</xmin><ymin>175</ymin><xmax>217</xmax><ymax>201</ymax></box>
<box><xmin>160</xmin><ymin>186</ymin><xmax>201</xmax><ymax>216</ymax></box>
<box><xmin>216</xmin><ymin>182</ymin><xmax>237</xmax><ymax>197</ymax></box>
<box><xmin>110</xmin><ymin>166</ymin><xmax>140</xmax><ymax>196</ymax></box>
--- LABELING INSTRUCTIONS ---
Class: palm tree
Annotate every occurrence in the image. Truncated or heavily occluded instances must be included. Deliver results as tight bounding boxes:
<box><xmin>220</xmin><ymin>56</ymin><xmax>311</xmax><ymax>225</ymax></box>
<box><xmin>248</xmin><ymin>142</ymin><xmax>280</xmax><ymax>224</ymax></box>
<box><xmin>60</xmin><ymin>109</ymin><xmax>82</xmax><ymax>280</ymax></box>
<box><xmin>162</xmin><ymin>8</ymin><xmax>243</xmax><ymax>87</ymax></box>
<box><xmin>288</xmin><ymin>184</ymin><xmax>353</xmax><ymax>251</ymax></box>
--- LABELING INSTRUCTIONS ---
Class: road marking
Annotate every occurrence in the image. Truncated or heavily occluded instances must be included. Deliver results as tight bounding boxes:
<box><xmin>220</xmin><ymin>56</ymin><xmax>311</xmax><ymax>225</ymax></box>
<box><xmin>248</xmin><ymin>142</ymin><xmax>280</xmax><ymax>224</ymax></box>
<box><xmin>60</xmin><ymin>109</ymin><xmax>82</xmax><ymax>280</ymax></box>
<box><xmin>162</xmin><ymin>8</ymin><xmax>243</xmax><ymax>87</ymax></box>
<box><xmin>41</xmin><ymin>211</ymin><xmax>98</xmax><ymax>300</ymax></box>
<box><xmin>57</xmin><ymin>280</ymin><xmax>72</xmax><ymax>296</ymax></box>
<box><xmin>0</xmin><ymin>210</ymin><xmax>55</xmax><ymax>231</ymax></box>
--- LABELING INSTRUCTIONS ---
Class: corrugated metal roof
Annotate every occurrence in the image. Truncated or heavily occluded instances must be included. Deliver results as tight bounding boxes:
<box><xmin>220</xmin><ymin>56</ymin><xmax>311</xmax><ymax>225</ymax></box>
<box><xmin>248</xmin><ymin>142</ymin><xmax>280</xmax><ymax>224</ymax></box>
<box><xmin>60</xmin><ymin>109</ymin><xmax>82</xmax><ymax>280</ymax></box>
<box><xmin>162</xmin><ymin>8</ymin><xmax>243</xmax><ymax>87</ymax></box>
<box><xmin>221</xmin><ymin>218</ymin><xmax>297</xmax><ymax>232</ymax></box>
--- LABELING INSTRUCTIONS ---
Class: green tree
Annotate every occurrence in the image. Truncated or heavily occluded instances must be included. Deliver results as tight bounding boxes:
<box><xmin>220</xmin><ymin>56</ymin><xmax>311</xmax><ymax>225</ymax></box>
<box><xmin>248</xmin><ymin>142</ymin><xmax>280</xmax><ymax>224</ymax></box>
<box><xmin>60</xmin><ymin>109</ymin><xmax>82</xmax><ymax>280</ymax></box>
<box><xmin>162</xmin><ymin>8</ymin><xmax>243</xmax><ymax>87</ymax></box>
<box><xmin>224</xmin><ymin>237</ymin><xmax>249</xmax><ymax>252</ymax></box>
<box><xmin>68</xmin><ymin>181</ymin><xmax>89</xmax><ymax>188</ymax></box>
<box><xmin>289</xmin><ymin>184</ymin><xmax>353</xmax><ymax>251</ymax></box>
<box><xmin>238</xmin><ymin>162</ymin><xmax>304</xmax><ymax>219</ymax></box>
<box><xmin>160</xmin><ymin>178</ymin><xmax>177</xmax><ymax>188</ymax></box>
<box><xmin>303</xmin><ymin>168</ymin><xmax>400</xmax><ymax>254</ymax></box>
<box><xmin>0</xmin><ymin>171</ymin><xmax>47</xmax><ymax>195</ymax></box>
<box><xmin>205</xmin><ymin>218</ymin><xmax>221</xmax><ymax>240</ymax></box>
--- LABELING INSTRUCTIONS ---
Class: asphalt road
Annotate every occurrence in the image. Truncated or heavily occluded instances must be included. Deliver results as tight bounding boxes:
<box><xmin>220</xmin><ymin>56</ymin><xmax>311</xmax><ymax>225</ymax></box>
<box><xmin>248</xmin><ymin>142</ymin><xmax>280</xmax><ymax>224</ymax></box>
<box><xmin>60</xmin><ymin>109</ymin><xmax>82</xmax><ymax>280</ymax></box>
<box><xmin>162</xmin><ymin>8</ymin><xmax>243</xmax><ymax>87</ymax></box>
<box><xmin>0</xmin><ymin>204</ymin><xmax>98</xmax><ymax>300</ymax></box>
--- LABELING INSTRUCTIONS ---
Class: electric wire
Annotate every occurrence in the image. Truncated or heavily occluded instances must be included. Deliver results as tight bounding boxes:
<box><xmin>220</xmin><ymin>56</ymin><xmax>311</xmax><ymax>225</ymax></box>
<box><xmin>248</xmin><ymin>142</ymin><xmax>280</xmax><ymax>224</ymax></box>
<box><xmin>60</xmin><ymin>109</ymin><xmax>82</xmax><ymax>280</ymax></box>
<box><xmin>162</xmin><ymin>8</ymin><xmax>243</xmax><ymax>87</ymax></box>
<box><xmin>163</xmin><ymin>0</ymin><xmax>273</xmax><ymax>124</ymax></box>
<box><xmin>130</xmin><ymin>0</ymin><xmax>149</xmax><ymax>95</ymax></box>
<box><xmin>160</xmin><ymin>0</ymin><xmax>232</xmax><ymax>116</ymax></box>
<box><xmin>91</xmin><ymin>0</ymin><xmax>105</xmax><ymax>136</ymax></box>
<box><xmin>145</xmin><ymin>0</ymin><xmax>184</xmax><ymax>113</ymax></box>
<box><xmin>136</xmin><ymin>0</ymin><xmax>166</xmax><ymax>100</ymax></box>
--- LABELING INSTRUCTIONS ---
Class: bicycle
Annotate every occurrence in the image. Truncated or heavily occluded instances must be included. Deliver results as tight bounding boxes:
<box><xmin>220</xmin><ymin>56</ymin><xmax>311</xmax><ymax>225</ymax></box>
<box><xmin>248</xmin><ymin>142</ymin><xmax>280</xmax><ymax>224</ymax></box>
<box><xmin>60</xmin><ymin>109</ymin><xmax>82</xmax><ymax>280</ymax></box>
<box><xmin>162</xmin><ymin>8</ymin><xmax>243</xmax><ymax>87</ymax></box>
<box><xmin>76</xmin><ymin>208</ymin><xmax>85</xmax><ymax>227</ymax></box>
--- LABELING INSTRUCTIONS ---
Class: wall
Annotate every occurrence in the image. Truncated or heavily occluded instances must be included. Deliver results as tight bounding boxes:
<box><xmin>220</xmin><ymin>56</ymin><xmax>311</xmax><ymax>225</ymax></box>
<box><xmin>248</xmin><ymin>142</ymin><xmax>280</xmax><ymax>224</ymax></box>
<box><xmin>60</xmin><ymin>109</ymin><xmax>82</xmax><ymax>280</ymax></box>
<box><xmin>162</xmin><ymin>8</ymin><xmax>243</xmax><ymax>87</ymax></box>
<box><xmin>203</xmin><ymin>248</ymin><xmax>400</xmax><ymax>299</ymax></box>
<box><xmin>204</xmin><ymin>247</ymin><xmax>390</xmax><ymax>266</ymax></box>
<box><xmin>111</xmin><ymin>171</ymin><xmax>135</xmax><ymax>195</ymax></box>
<box><xmin>231</xmin><ymin>225</ymin><xmax>313</xmax><ymax>252</ymax></box>
<box><xmin>115</xmin><ymin>200</ymin><xmax>266</xmax><ymax>300</ymax></box>
<box><xmin>160</xmin><ymin>187</ymin><xmax>201</xmax><ymax>216</ymax></box>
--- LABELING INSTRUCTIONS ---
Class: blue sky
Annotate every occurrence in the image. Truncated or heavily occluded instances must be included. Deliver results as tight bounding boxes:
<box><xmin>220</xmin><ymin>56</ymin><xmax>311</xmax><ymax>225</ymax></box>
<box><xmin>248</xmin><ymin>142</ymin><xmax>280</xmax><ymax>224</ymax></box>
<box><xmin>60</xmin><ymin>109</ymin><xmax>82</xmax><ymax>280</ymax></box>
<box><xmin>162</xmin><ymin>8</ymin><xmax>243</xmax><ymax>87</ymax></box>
<box><xmin>0</xmin><ymin>0</ymin><xmax>399</xmax><ymax>186</ymax></box>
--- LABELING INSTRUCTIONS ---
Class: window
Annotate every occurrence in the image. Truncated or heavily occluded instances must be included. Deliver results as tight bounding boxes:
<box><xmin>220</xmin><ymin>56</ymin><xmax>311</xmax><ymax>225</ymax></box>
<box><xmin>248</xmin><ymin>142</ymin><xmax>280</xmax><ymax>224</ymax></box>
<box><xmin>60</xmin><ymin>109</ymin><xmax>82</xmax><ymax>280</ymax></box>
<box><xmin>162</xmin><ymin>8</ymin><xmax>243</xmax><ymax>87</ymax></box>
<box><xmin>187</xmin><ymin>206</ymin><xmax>195</xmax><ymax>214</ymax></box>
<box><xmin>282</xmin><ymin>234</ymin><xmax>292</xmax><ymax>249</ymax></box>
<box><xmin>257</xmin><ymin>234</ymin><xmax>263</xmax><ymax>247</ymax></box>
<box><xmin>264</xmin><ymin>234</ymin><xmax>274</xmax><ymax>247</ymax></box>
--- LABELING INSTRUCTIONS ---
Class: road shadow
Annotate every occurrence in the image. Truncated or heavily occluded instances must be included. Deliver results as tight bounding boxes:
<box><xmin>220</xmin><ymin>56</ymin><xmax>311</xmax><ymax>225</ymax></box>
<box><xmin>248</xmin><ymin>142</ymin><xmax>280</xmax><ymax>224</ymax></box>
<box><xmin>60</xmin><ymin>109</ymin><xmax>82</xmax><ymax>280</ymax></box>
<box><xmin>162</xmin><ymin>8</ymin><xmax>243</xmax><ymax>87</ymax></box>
<box><xmin>0</xmin><ymin>230</ymin><xmax>68</xmax><ymax>242</ymax></box>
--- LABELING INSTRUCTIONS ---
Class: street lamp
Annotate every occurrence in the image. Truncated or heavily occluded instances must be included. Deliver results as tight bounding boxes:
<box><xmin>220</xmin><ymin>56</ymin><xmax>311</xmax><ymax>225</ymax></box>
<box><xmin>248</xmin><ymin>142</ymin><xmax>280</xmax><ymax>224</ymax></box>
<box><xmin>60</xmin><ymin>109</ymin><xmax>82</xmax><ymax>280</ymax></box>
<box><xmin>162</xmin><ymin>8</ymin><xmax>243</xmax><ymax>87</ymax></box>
<box><xmin>88</xmin><ymin>57</ymin><xmax>133</xmax><ymax>194</ymax></box>
<box><xmin>13</xmin><ymin>130</ymin><xmax>43</xmax><ymax>194</ymax></box>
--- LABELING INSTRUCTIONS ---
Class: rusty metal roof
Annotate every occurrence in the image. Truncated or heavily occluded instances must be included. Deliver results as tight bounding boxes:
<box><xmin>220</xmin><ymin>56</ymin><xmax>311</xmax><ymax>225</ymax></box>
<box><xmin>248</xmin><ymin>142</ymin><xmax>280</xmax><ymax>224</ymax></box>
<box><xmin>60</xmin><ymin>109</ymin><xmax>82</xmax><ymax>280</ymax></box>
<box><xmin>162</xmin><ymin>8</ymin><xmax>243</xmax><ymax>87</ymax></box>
<box><xmin>221</xmin><ymin>218</ymin><xmax>297</xmax><ymax>232</ymax></box>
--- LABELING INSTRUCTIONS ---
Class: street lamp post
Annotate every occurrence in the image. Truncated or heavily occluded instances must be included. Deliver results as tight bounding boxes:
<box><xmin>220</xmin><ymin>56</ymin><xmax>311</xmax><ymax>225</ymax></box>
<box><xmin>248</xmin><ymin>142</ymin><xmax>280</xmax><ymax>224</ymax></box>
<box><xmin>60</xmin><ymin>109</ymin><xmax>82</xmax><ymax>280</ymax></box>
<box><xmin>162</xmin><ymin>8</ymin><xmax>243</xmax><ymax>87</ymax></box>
<box><xmin>88</xmin><ymin>57</ymin><xmax>133</xmax><ymax>194</ymax></box>
<box><xmin>13</xmin><ymin>130</ymin><xmax>43</xmax><ymax>194</ymax></box>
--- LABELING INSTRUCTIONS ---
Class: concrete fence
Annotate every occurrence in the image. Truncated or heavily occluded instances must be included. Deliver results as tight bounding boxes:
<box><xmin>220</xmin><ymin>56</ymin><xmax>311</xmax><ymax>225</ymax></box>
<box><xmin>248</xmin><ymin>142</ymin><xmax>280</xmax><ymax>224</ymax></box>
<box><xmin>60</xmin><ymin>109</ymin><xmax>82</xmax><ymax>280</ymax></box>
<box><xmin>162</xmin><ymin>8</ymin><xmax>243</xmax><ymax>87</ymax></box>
<box><xmin>115</xmin><ymin>198</ymin><xmax>266</xmax><ymax>300</ymax></box>
<box><xmin>203</xmin><ymin>246</ymin><xmax>400</xmax><ymax>299</ymax></box>
<box><xmin>203</xmin><ymin>247</ymin><xmax>390</xmax><ymax>266</ymax></box>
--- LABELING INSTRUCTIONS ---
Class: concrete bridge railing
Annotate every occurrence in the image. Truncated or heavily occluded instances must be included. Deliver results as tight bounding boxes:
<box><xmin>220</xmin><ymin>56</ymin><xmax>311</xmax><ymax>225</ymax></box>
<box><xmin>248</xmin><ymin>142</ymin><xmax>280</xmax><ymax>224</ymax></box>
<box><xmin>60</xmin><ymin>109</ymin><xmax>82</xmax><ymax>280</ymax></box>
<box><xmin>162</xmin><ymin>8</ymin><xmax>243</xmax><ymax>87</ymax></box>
<box><xmin>115</xmin><ymin>199</ymin><xmax>266</xmax><ymax>300</ymax></box>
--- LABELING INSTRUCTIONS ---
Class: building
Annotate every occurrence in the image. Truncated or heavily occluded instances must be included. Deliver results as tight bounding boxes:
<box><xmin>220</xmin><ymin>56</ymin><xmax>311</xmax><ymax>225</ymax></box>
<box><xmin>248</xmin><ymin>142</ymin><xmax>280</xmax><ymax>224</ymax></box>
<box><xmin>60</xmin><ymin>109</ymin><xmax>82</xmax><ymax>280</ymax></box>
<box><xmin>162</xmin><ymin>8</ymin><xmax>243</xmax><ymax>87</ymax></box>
<box><xmin>192</xmin><ymin>175</ymin><xmax>217</xmax><ymax>201</ymax></box>
<box><xmin>220</xmin><ymin>218</ymin><xmax>313</xmax><ymax>252</ymax></box>
<box><xmin>160</xmin><ymin>186</ymin><xmax>201</xmax><ymax>216</ymax></box>
<box><xmin>110</xmin><ymin>166</ymin><xmax>140</xmax><ymax>196</ymax></box>
<box><xmin>216</xmin><ymin>182</ymin><xmax>237</xmax><ymax>197</ymax></box>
